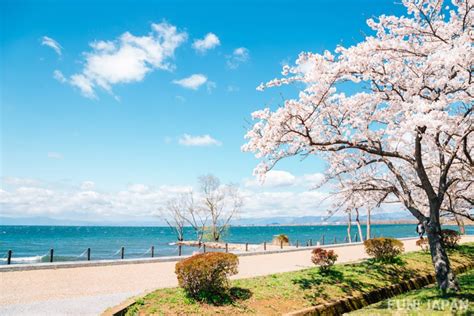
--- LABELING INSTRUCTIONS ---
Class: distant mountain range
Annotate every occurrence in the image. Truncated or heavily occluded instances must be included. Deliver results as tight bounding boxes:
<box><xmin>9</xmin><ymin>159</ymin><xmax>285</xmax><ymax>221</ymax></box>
<box><xmin>0</xmin><ymin>211</ymin><xmax>414</xmax><ymax>227</ymax></box>
<box><xmin>232</xmin><ymin>212</ymin><xmax>414</xmax><ymax>226</ymax></box>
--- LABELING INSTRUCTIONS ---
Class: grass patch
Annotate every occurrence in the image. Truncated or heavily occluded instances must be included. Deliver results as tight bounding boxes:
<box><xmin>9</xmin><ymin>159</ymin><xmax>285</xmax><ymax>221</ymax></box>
<box><xmin>126</xmin><ymin>243</ymin><xmax>474</xmax><ymax>315</ymax></box>
<box><xmin>350</xmin><ymin>269</ymin><xmax>474</xmax><ymax>315</ymax></box>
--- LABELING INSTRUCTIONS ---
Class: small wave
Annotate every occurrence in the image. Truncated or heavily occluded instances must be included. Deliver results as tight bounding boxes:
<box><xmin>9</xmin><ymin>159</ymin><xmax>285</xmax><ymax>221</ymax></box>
<box><xmin>0</xmin><ymin>255</ymin><xmax>45</xmax><ymax>264</ymax></box>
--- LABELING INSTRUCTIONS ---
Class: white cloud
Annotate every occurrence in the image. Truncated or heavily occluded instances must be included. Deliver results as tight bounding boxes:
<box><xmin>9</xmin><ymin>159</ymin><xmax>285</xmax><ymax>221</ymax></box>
<box><xmin>245</xmin><ymin>170</ymin><xmax>296</xmax><ymax>188</ymax></box>
<box><xmin>41</xmin><ymin>36</ymin><xmax>62</xmax><ymax>56</ymax></box>
<box><xmin>192</xmin><ymin>33</ymin><xmax>220</xmax><ymax>53</ymax></box>
<box><xmin>241</xmin><ymin>189</ymin><xmax>331</xmax><ymax>218</ymax></box>
<box><xmin>2</xmin><ymin>177</ymin><xmax>41</xmax><ymax>187</ymax></box>
<box><xmin>0</xmin><ymin>177</ymin><xmax>404</xmax><ymax>222</ymax></box>
<box><xmin>0</xmin><ymin>177</ymin><xmax>333</xmax><ymax>221</ymax></box>
<box><xmin>226</xmin><ymin>47</ymin><xmax>249</xmax><ymax>69</ymax></box>
<box><xmin>68</xmin><ymin>22</ymin><xmax>187</xmax><ymax>99</ymax></box>
<box><xmin>299</xmin><ymin>173</ymin><xmax>325</xmax><ymax>188</ymax></box>
<box><xmin>0</xmin><ymin>181</ymin><xmax>193</xmax><ymax>219</ymax></box>
<box><xmin>53</xmin><ymin>70</ymin><xmax>67</xmax><ymax>83</ymax></box>
<box><xmin>47</xmin><ymin>152</ymin><xmax>63</xmax><ymax>159</ymax></box>
<box><xmin>245</xmin><ymin>171</ymin><xmax>325</xmax><ymax>190</ymax></box>
<box><xmin>172</xmin><ymin>74</ymin><xmax>207</xmax><ymax>90</ymax></box>
<box><xmin>178</xmin><ymin>134</ymin><xmax>222</xmax><ymax>146</ymax></box>
<box><xmin>128</xmin><ymin>183</ymin><xmax>149</xmax><ymax>193</ymax></box>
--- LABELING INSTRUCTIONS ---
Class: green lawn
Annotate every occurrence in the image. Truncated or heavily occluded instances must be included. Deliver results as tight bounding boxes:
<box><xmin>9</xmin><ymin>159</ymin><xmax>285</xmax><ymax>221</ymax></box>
<box><xmin>125</xmin><ymin>243</ymin><xmax>474</xmax><ymax>315</ymax></box>
<box><xmin>350</xmin><ymin>269</ymin><xmax>474</xmax><ymax>315</ymax></box>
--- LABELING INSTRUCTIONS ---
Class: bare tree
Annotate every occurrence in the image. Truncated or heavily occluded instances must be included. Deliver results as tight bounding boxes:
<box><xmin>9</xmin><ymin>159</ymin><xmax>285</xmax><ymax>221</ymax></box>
<box><xmin>183</xmin><ymin>191</ymin><xmax>208</xmax><ymax>244</ymax></box>
<box><xmin>160</xmin><ymin>195</ymin><xmax>188</xmax><ymax>241</ymax></box>
<box><xmin>198</xmin><ymin>174</ymin><xmax>243</xmax><ymax>242</ymax></box>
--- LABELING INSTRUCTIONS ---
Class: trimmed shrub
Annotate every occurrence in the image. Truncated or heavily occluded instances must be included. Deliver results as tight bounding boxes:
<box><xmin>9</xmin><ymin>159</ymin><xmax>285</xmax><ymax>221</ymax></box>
<box><xmin>364</xmin><ymin>237</ymin><xmax>404</xmax><ymax>261</ymax></box>
<box><xmin>272</xmin><ymin>234</ymin><xmax>290</xmax><ymax>246</ymax></box>
<box><xmin>415</xmin><ymin>238</ymin><xmax>429</xmax><ymax>252</ymax></box>
<box><xmin>175</xmin><ymin>252</ymin><xmax>238</xmax><ymax>301</ymax></box>
<box><xmin>311</xmin><ymin>248</ymin><xmax>338</xmax><ymax>271</ymax></box>
<box><xmin>441</xmin><ymin>229</ymin><xmax>461</xmax><ymax>249</ymax></box>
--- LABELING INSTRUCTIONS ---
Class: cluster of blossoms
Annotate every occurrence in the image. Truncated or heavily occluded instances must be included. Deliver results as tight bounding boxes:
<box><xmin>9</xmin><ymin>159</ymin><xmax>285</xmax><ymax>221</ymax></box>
<box><xmin>243</xmin><ymin>0</ymin><xmax>472</xmax><ymax>292</ymax></box>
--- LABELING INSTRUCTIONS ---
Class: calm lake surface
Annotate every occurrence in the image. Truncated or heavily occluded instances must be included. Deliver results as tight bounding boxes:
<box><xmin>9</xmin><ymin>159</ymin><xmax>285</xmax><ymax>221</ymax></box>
<box><xmin>0</xmin><ymin>224</ymin><xmax>471</xmax><ymax>264</ymax></box>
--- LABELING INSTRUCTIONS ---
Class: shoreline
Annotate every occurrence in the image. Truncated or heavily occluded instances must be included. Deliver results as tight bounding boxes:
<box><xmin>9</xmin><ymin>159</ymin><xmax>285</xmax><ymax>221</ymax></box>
<box><xmin>0</xmin><ymin>221</ymin><xmax>471</xmax><ymax>227</ymax></box>
<box><xmin>1</xmin><ymin>235</ymin><xmax>473</xmax><ymax>315</ymax></box>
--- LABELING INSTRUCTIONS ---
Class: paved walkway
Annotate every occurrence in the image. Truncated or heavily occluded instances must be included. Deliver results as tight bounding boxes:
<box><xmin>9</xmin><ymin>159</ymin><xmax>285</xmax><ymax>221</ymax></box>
<box><xmin>1</xmin><ymin>236</ymin><xmax>473</xmax><ymax>315</ymax></box>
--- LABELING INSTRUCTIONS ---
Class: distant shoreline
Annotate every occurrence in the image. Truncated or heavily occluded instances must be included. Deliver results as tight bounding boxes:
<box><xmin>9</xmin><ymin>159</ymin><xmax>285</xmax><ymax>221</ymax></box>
<box><xmin>0</xmin><ymin>220</ymin><xmax>471</xmax><ymax>227</ymax></box>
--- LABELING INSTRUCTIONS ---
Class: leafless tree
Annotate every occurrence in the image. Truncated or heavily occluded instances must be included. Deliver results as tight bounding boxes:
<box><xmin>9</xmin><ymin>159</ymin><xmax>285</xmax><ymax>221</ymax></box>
<box><xmin>198</xmin><ymin>174</ymin><xmax>243</xmax><ymax>242</ymax></box>
<box><xmin>160</xmin><ymin>195</ymin><xmax>188</xmax><ymax>241</ymax></box>
<box><xmin>183</xmin><ymin>191</ymin><xmax>208</xmax><ymax>244</ymax></box>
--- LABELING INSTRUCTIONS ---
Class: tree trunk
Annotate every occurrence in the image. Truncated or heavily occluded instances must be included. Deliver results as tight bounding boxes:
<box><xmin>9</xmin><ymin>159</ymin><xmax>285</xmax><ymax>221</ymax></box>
<box><xmin>425</xmin><ymin>217</ymin><xmax>460</xmax><ymax>293</ymax></box>
<box><xmin>347</xmin><ymin>212</ymin><xmax>352</xmax><ymax>243</ymax></box>
<box><xmin>355</xmin><ymin>208</ymin><xmax>364</xmax><ymax>242</ymax></box>
<box><xmin>366</xmin><ymin>208</ymin><xmax>371</xmax><ymax>240</ymax></box>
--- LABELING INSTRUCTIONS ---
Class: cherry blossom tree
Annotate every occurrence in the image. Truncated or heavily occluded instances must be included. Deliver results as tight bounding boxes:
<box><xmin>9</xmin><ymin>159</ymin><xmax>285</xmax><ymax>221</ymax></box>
<box><xmin>243</xmin><ymin>0</ymin><xmax>472</xmax><ymax>292</ymax></box>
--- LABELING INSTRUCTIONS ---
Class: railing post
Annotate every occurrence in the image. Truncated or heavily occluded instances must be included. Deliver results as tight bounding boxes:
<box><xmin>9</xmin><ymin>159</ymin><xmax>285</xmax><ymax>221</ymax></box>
<box><xmin>7</xmin><ymin>250</ymin><xmax>12</xmax><ymax>265</ymax></box>
<box><xmin>225</xmin><ymin>243</ymin><xmax>228</xmax><ymax>253</ymax></box>
<box><xmin>296</xmin><ymin>240</ymin><xmax>299</xmax><ymax>248</ymax></box>
<box><xmin>87</xmin><ymin>248</ymin><xmax>91</xmax><ymax>261</ymax></box>
<box><xmin>203</xmin><ymin>244</ymin><xmax>206</xmax><ymax>253</ymax></box>
<box><xmin>264</xmin><ymin>242</ymin><xmax>267</xmax><ymax>251</ymax></box>
<box><xmin>306</xmin><ymin>240</ymin><xmax>309</xmax><ymax>247</ymax></box>
<box><xmin>280</xmin><ymin>240</ymin><xmax>283</xmax><ymax>249</ymax></box>
<box><xmin>151</xmin><ymin>246</ymin><xmax>154</xmax><ymax>258</ymax></box>
<box><xmin>321</xmin><ymin>235</ymin><xmax>325</xmax><ymax>245</ymax></box>
<box><xmin>310</xmin><ymin>239</ymin><xmax>313</xmax><ymax>247</ymax></box>
<box><xmin>121</xmin><ymin>246</ymin><xmax>124</xmax><ymax>259</ymax></box>
<box><xmin>245</xmin><ymin>243</ymin><xmax>248</xmax><ymax>252</ymax></box>
<box><xmin>50</xmin><ymin>249</ymin><xmax>54</xmax><ymax>263</ymax></box>
<box><xmin>334</xmin><ymin>236</ymin><xmax>337</xmax><ymax>244</ymax></box>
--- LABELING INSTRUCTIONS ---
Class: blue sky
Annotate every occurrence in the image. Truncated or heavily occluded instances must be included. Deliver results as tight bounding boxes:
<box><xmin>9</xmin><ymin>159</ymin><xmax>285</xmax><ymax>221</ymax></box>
<box><xmin>1</xmin><ymin>0</ymin><xmax>407</xmax><ymax>222</ymax></box>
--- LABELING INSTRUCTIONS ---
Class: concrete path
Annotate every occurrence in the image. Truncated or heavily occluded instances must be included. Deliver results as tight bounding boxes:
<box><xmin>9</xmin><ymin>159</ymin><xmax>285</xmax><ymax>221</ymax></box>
<box><xmin>1</xmin><ymin>236</ymin><xmax>473</xmax><ymax>316</ymax></box>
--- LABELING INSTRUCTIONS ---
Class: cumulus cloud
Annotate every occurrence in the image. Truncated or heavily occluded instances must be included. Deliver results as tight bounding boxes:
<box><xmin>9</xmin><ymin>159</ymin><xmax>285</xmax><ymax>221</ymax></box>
<box><xmin>192</xmin><ymin>33</ymin><xmax>220</xmax><ymax>53</ymax></box>
<box><xmin>178</xmin><ymin>134</ymin><xmax>222</xmax><ymax>146</ymax></box>
<box><xmin>299</xmin><ymin>173</ymin><xmax>325</xmax><ymax>188</ymax></box>
<box><xmin>172</xmin><ymin>74</ymin><xmax>207</xmax><ymax>90</ymax></box>
<box><xmin>0</xmin><ymin>177</ymin><xmax>333</xmax><ymax>221</ymax></box>
<box><xmin>0</xmin><ymin>180</ymin><xmax>193</xmax><ymax>219</ymax></box>
<box><xmin>226</xmin><ymin>47</ymin><xmax>249</xmax><ymax>69</ymax></box>
<box><xmin>67</xmin><ymin>22</ymin><xmax>187</xmax><ymax>98</ymax></box>
<box><xmin>245</xmin><ymin>170</ymin><xmax>296</xmax><ymax>188</ymax></box>
<box><xmin>245</xmin><ymin>171</ymin><xmax>325</xmax><ymax>190</ymax></box>
<box><xmin>2</xmin><ymin>177</ymin><xmax>41</xmax><ymax>187</ymax></box>
<box><xmin>47</xmin><ymin>152</ymin><xmax>63</xmax><ymax>159</ymax></box>
<box><xmin>241</xmin><ymin>189</ymin><xmax>331</xmax><ymax>218</ymax></box>
<box><xmin>41</xmin><ymin>36</ymin><xmax>62</xmax><ymax>56</ymax></box>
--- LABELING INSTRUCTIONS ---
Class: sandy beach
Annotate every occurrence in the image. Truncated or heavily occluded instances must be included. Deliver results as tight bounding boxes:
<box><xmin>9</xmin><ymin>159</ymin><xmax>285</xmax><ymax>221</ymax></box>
<box><xmin>1</xmin><ymin>235</ymin><xmax>473</xmax><ymax>315</ymax></box>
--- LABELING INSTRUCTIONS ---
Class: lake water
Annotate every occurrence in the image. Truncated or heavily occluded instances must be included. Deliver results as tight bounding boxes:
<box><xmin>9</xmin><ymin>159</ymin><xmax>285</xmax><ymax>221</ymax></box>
<box><xmin>0</xmin><ymin>224</ymin><xmax>471</xmax><ymax>264</ymax></box>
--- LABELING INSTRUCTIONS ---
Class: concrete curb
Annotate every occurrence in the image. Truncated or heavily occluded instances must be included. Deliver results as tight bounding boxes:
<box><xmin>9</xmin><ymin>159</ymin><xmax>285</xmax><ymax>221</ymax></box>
<box><xmin>0</xmin><ymin>237</ymin><xmax>422</xmax><ymax>272</ymax></box>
